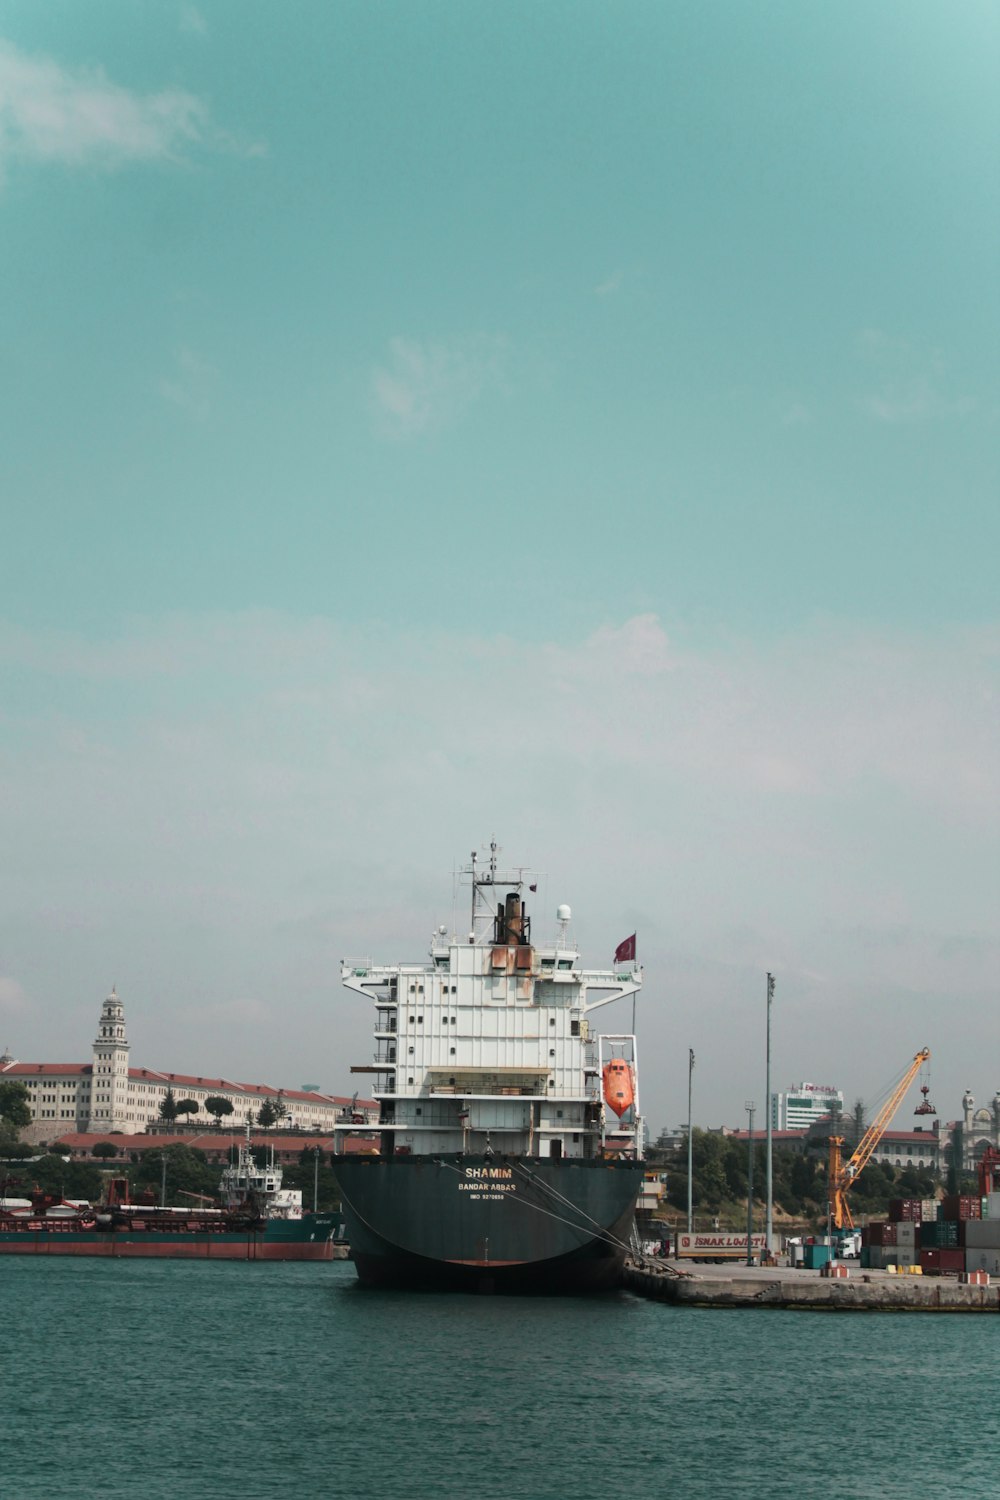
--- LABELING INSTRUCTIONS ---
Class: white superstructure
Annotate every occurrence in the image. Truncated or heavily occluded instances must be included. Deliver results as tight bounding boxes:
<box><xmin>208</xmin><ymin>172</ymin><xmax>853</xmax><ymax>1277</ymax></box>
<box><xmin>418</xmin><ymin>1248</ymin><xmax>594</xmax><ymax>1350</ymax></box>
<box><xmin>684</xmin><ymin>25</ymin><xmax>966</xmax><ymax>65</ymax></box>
<box><xmin>340</xmin><ymin>844</ymin><xmax>643</xmax><ymax>1162</ymax></box>
<box><xmin>218</xmin><ymin>1124</ymin><xmax>304</xmax><ymax>1220</ymax></box>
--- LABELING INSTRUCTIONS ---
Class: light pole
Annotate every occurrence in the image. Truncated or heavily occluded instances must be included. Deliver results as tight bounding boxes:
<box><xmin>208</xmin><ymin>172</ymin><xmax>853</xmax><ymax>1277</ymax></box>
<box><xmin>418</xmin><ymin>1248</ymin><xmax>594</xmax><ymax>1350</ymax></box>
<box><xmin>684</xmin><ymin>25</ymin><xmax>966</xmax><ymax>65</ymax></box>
<box><xmin>686</xmin><ymin>1049</ymin><xmax>695</xmax><ymax>1235</ymax></box>
<box><xmin>773</xmin><ymin>978</ymin><xmax>779</xmax><ymax>1260</ymax></box>
<box><xmin>745</xmin><ymin>1101</ymin><xmax>755</xmax><ymax>1266</ymax></box>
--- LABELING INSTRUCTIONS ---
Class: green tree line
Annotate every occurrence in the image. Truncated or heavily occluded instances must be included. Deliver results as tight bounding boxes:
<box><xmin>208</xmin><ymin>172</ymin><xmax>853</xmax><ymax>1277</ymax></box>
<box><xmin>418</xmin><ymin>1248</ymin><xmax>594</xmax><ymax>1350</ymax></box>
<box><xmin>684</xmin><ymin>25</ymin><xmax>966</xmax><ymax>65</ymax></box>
<box><xmin>659</xmin><ymin>1128</ymin><xmax>951</xmax><ymax>1224</ymax></box>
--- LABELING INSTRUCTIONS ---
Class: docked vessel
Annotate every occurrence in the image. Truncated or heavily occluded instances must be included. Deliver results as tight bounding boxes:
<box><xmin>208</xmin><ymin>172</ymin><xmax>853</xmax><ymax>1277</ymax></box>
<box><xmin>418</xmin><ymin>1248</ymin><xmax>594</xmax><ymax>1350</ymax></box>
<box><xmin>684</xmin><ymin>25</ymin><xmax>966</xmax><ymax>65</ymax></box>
<box><xmin>333</xmin><ymin>845</ymin><xmax>645</xmax><ymax>1292</ymax></box>
<box><xmin>0</xmin><ymin>1133</ymin><xmax>340</xmax><ymax>1260</ymax></box>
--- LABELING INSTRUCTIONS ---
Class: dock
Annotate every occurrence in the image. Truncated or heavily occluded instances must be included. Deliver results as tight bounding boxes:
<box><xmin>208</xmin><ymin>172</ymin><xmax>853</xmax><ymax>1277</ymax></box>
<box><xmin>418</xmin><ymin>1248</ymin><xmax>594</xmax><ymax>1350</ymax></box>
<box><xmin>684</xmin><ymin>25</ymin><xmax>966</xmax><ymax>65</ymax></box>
<box><xmin>623</xmin><ymin>1257</ymin><xmax>1000</xmax><ymax>1312</ymax></box>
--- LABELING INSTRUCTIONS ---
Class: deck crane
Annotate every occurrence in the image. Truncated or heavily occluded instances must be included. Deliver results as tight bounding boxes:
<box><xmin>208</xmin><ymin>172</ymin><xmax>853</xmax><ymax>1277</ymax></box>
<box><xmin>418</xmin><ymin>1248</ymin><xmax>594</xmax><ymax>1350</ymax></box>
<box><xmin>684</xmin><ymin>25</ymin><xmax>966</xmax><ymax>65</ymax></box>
<box><xmin>828</xmin><ymin>1047</ymin><xmax>931</xmax><ymax>1230</ymax></box>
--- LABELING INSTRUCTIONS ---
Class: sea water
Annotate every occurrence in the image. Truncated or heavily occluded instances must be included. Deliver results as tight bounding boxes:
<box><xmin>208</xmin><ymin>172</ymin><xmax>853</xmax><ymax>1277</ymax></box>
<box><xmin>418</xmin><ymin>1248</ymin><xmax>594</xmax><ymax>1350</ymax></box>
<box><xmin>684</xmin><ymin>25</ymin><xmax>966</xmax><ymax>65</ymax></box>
<box><xmin>2</xmin><ymin>1258</ymin><xmax>995</xmax><ymax>1500</ymax></box>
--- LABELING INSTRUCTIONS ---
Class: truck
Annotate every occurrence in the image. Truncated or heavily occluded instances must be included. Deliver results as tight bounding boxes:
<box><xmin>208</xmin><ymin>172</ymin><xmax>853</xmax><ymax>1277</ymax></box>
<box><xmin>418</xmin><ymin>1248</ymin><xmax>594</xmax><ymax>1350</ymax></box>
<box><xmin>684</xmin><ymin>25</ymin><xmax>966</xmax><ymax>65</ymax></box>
<box><xmin>674</xmin><ymin>1231</ymin><xmax>769</xmax><ymax>1261</ymax></box>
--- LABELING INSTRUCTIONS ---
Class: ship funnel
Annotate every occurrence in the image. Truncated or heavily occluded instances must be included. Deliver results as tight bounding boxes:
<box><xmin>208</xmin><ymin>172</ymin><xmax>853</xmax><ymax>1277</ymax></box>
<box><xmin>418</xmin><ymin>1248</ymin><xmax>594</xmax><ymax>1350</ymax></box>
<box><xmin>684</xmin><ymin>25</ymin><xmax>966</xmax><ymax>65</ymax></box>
<box><xmin>504</xmin><ymin>891</ymin><xmax>524</xmax><ymax>943</ymax></box>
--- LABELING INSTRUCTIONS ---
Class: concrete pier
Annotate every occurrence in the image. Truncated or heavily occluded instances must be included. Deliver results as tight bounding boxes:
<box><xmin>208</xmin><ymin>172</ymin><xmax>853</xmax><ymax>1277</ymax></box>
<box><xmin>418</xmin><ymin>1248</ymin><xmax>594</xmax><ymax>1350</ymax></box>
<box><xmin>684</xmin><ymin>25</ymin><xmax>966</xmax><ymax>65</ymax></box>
<box><xmin>623</xmin><ymin>1257</ymin><xmax>1000</xmax><ymax>1312</ymax></box>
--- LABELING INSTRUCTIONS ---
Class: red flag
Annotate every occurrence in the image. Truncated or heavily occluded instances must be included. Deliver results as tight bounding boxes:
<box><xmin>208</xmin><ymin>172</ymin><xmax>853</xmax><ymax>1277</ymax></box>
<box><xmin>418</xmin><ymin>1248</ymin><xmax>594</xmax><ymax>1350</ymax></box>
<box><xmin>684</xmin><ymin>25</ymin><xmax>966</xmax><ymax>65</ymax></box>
<box><xmin>614</xmin><ymin>933</ymin><xmax>636</xmax><ymax>964</ymax></box>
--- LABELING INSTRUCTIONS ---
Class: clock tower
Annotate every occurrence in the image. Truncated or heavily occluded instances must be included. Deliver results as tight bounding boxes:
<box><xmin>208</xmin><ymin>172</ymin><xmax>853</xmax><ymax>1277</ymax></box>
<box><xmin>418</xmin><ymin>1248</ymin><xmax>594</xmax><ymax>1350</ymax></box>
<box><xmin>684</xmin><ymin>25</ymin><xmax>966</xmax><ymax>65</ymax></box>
<box><xmin>87</xmin><ymin>986</ymin><xmax>131</xmax><ymax>1133</ymax></box>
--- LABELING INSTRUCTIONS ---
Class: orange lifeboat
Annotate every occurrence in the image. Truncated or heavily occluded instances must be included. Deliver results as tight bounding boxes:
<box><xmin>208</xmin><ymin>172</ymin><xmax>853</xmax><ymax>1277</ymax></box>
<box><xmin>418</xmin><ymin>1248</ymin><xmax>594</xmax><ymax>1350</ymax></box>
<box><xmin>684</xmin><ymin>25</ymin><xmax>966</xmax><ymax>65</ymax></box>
<box><xmin>602</xmin><ymin>1059</ymin><xmax>634</xmax><ymax>1118</ymax></box>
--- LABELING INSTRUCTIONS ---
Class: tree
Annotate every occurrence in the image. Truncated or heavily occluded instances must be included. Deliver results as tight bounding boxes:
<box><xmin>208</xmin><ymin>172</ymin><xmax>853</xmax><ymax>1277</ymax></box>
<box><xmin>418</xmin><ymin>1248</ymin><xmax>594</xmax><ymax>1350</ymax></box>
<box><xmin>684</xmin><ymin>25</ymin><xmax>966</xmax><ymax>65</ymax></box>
<box><xmin>132</xmin><ymin>1143</ymin><xmax>217</xmax><ymax>1205</ymax></box>
<box><xmin>1</xmin><ymin>1140</ymin><xmax>32</xmax><ymax>1160</ymax></box>
<box><xmin>175</xmin><ymin>1099</ymin><xmax>199</xmax><ymax>1127</ymax></box>
<box><xmin>274</xmin><ymin>1091</ymin><xmax>288</xmax><ymax>1127</ymax></box>
<box><xmin>0</xmin><ymin>1082</ymin><xmax>32</xmax><ymax>1156</ymax></box>
<box><xmin>0</xmin><ymin>1081</ymin><xmax>32</xmax><ymax>1132</ymax></box>
<box><xmin>92</xmin><ymin>1142</ymin><xmax>119</xmax><ymax>1159</ymax></box>
<box><xmin>22</xmin><ymin>1154</ymin><xmax>102</xmax><ymax>1201</ymax></box>
<box><xmin>159</xmin><ymin>1087</ymin><xmax>179</xmax><ymax>1123</ymax></box>
<box><xmin>281</xmin><ymin>1157</ymin><xmax>342</xmax><ymax>1214</ymax></box>
<box><xmin>256</xmin><ymin>1099</ymin><xmax>278</xmax><ymax>1129</ymax></box>
<box><xmin>204</xmin><ymin>1096</ymin><xmax>235</xmax><ymax>1128</ymax></box>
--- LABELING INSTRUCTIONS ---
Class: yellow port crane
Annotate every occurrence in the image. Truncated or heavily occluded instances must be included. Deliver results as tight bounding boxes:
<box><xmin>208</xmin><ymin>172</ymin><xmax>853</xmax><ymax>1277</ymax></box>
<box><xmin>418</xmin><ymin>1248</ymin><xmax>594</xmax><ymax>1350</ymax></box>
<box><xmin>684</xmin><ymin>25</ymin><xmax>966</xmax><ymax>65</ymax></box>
<box><xmin>828</xmin><ymin>1047</ymin><xmax>931</xmax><ymax>1230</ymax></box>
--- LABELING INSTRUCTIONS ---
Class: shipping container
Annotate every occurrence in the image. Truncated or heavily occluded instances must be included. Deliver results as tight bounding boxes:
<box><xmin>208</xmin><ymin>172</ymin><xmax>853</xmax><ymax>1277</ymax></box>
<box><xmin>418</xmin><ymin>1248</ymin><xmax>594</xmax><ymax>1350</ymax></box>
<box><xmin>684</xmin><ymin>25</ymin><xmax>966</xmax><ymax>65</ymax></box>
<box><xmin>965</xmin><ymin>1248</ymin><xmax>1000</xmax><ymax>1276</ymax></box>
<box><xmin>803</xmin><ymin>1244</ymin><xmax>831</xmax><ymax>1270</ymax></box>
<box><xmin>888</xmin><ymin>1198</ymin><xmax>922</xmax><ymax>1222</ymax></box>
<box><xmin>920</xmin><ymin>1248</ymin><xmax>964</xmax><ymax>1276</ymax></box>
<box><xmin>962</xmin><ymin>1219</ymin><xmax>1000</xmax><ymax>1249</ymax></box>
<box><xmin>921</xmin><ymin>1199</ymin><xmax>938</xmax><ymax>1222</ymax></box>
<box><xmin>941</xmin><ymin>1194</ymin><xmax>982</xmax><ymax>1221</ymax></box>
<box><xmin>919</xmin><ymin>1220</ymin><xmax>961</xmax><ymax>1249</ymax></box>
<box><xmin>895</xmin><ymin>1221</ymin><xmax>917</xmax><ymax>1248</ymax></box>
<box><xmin>865</xmin><ymin>1221</ymin><xmax>897</xmax><ymax>1247</ymax></box>
<box><xmin>985</xmin><ymin>1192</ymin><xmax>1000</xmax><ymax>1220</ymax></box>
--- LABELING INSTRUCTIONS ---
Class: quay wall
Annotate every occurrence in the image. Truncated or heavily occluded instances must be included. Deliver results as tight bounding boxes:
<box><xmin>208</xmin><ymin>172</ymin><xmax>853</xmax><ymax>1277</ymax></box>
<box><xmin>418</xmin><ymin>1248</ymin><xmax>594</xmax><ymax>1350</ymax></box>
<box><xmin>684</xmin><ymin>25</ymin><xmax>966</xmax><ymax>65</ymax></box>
<box><xmin>623</xmin><ymin>1259</ymin><xmax>1000</xmax><ymax>1313</ymax></box>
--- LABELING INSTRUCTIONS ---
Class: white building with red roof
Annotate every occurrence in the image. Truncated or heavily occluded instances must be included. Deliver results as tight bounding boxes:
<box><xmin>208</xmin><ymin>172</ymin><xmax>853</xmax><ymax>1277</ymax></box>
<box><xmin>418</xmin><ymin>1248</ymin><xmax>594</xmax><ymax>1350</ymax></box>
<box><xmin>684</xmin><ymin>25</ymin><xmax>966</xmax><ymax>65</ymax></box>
<box><xmin>1</xmin><ymin>986</ymin><xmax>375</xmax><ymax>1146</ymax></box>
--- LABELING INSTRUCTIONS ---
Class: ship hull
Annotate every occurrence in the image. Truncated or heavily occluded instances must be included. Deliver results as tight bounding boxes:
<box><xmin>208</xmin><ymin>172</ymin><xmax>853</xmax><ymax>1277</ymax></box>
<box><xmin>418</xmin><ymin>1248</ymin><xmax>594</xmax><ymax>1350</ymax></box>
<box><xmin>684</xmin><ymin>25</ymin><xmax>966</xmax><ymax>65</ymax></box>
<box><xmin>0</xmin><ymin>1212</ymin><xmax>341</xmax><ymax>1260</ymax></box>
<box><xmin>332</xmin><ymin>1153</ymin><xmax>643</xmax><ymax>1293</ymax></box>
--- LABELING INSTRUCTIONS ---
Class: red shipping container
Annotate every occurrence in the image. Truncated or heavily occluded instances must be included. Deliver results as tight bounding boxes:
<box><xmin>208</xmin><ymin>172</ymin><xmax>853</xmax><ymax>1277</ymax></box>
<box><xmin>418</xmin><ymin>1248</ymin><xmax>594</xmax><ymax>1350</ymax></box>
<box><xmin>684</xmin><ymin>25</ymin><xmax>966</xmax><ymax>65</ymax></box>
<box><xmin>888</xmin><ymin>1198</ymin><xmax>922</xmax><ymax>1222</ymax></box>
<box><xmin>941</xmin><ymin>1194</ymin><xmax>981</xmax><ymax>1221</ymax></box>
<box><xmin>921</xmin><ymin>1248</ymin><xmax>965</xmax><ymax>1276</ymax></box>
<box><xmin>867</xmin><ymin>1222</ymin><xmax>898</xmax><ymax>1246</ymax></box>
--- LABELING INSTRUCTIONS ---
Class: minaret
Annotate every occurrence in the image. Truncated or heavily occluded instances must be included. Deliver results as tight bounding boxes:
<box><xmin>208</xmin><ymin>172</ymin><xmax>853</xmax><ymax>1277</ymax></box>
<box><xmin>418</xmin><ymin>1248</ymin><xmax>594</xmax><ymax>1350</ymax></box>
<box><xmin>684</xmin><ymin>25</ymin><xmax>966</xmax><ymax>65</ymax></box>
<box><xmin>87</xmin><ymin>986</ymin><xmax>131</xmax><ymax>1133</ymax></box>
<box><xmin>962</xmin><ymin>1089</ymin><xmax>975</xmax><ymax>1172</ymax></box>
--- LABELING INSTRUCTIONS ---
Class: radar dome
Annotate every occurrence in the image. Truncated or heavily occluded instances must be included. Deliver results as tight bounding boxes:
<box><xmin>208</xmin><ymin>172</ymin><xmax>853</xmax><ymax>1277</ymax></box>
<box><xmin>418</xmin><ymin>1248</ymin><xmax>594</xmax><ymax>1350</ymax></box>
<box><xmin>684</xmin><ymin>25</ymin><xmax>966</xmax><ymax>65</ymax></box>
<box><xmin>557</xmin><ymin>904</ymin><xmax>571</xmax><ymax>922</ymax></box>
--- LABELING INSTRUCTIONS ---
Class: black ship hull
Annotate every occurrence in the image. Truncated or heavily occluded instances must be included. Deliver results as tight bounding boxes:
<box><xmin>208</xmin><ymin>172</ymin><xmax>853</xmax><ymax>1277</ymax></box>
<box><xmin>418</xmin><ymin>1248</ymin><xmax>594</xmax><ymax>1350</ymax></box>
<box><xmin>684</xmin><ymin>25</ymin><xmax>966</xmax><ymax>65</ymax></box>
<box><xmin>332</xmin><ymin>1153</ymin><xmax>643</xmax><ymax>1293</ymax></box>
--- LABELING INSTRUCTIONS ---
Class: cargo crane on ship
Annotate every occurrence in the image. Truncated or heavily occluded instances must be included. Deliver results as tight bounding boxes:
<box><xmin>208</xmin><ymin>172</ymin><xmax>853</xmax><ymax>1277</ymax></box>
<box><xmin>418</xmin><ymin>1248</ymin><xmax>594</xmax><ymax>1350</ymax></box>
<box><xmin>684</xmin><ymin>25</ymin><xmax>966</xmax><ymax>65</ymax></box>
<box><xmin>828</xmin><ymin>1047</ymin><xmax>932</xmax><ymax>1231</ymax></box>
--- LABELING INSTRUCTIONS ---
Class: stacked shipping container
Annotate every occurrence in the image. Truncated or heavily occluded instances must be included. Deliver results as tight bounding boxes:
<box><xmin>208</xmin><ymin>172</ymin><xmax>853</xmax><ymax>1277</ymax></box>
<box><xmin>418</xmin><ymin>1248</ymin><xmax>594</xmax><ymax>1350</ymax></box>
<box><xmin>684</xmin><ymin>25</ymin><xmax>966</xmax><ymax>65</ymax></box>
<box><xmin>860</xmin><ymin>1193</ymin><xmax>1000</xmax><ymax>1275</ymax></box>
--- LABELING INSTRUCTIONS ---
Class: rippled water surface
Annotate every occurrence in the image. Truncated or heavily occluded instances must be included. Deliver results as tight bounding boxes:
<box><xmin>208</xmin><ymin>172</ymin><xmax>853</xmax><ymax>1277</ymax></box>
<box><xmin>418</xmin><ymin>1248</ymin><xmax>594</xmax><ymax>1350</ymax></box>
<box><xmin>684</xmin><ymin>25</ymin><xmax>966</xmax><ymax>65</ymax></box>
<box><xmin>4</xmin><ymin>1258</ymin><xmax>996</xmax><ymax>1499</ymax></box>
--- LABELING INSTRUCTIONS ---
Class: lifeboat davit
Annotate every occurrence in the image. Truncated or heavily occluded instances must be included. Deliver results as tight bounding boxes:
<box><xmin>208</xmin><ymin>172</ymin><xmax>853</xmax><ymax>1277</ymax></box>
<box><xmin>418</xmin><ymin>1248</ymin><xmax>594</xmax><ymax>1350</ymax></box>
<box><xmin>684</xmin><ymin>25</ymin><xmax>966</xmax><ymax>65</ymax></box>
<box><xmin>602</xmin><ymin>1059</ymin><xmax>635</xmax><ymax>1118</ymax></box>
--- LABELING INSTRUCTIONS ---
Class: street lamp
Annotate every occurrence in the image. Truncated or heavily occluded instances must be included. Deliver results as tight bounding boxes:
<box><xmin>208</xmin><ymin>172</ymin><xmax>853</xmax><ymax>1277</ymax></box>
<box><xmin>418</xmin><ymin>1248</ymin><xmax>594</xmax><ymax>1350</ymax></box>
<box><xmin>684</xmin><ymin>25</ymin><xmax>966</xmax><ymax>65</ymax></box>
<box><xmin>745</xmin><ymin>1101</ymin><xmax>755</xmax><ymax>1266</ymax></box>
<box><xmin>686</xmin><ymin>1048</ymin><xmax>695</xmax><ymax>1235</ymax></box>
<box><xmin>773</xmin><ymin>972</ymin><xmax>779</xmax><ymax>1254</ymax></box>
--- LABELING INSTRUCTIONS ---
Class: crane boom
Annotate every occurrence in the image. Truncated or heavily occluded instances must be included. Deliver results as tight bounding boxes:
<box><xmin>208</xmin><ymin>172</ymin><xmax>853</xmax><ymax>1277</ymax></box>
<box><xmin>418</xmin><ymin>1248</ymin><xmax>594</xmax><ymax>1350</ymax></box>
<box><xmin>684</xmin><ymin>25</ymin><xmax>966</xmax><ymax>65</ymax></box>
<box><xmin>828</xmin><ymin>1047</ymin><xmax>930</xmax><ymax>1230</ymax></box>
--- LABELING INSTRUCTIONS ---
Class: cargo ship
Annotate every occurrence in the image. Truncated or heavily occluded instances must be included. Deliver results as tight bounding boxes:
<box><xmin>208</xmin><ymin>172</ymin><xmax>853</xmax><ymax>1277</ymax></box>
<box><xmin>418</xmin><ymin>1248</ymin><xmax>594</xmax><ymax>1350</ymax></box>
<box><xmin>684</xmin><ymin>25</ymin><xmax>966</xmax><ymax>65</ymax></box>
<box><xmin>0</xmin><ymin>1129</ymin><xmax>340</xmax><ymax>1260</ymax></box>
<box><xmin>332</xmin><ymin>844</ymin><xmax>645</xmax><ymax>1292</ymax></box>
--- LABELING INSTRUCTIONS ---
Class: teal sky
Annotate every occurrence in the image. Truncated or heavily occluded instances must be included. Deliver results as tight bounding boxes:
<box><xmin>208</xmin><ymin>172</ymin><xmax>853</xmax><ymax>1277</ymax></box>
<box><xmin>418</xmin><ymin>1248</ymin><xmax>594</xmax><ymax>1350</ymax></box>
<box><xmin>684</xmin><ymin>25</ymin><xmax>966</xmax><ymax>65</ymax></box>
<box><xmin>1</xmin><ymin>3</ymin><xmax>997</xmax><ymax>1128</ymax></box>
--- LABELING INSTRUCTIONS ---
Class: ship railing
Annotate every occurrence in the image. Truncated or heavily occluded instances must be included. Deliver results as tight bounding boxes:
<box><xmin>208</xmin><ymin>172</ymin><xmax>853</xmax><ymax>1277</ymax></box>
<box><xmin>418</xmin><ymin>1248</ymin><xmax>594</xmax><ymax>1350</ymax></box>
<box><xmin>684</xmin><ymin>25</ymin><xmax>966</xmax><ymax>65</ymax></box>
<box><xmin>583</xmin><ymin>965</ymin><xmax>641</xmax><ymax>981</ymax></box>
<box><xmin>343</xmin><ymin>960</ymin><xmax>429</xmax><ymax>976</ymax></box>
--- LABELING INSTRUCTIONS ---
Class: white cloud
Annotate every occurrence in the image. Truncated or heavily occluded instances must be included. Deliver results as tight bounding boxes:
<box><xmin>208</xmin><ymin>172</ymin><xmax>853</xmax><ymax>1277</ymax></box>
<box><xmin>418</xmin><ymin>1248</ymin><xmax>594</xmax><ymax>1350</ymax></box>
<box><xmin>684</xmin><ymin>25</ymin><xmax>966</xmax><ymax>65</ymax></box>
<box><xmin>0</xmin><ymin>37</ymin><xmax>257</xmax><ymax>175</ymax></box>
<box><xmin>180</xmin><ymin>5</ymin><xmax>208</xmax><ymax>35</ymax></box>
<box><xmin>779</xmin><ymin>401</ymin><xmax>812</xmax><ymax>427</ymax></box>
<box><xmin>593</xmin><ymin>269</ymin><xmax>624</xmax><ymax>297</ymax></box>
<box><xmin>371</xmin><ymin>334</ymin><xmax>507</xmax><ymax>439</ymax></box>
<box><xmin>858</xmin><ymin>327</ymin><xmax>977</xmax><ymax>424</ymax></box>
<box><xmin>159</xmin><ymin>346</ymin><xmax>218</xmax><ymax>420</ymax></box>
